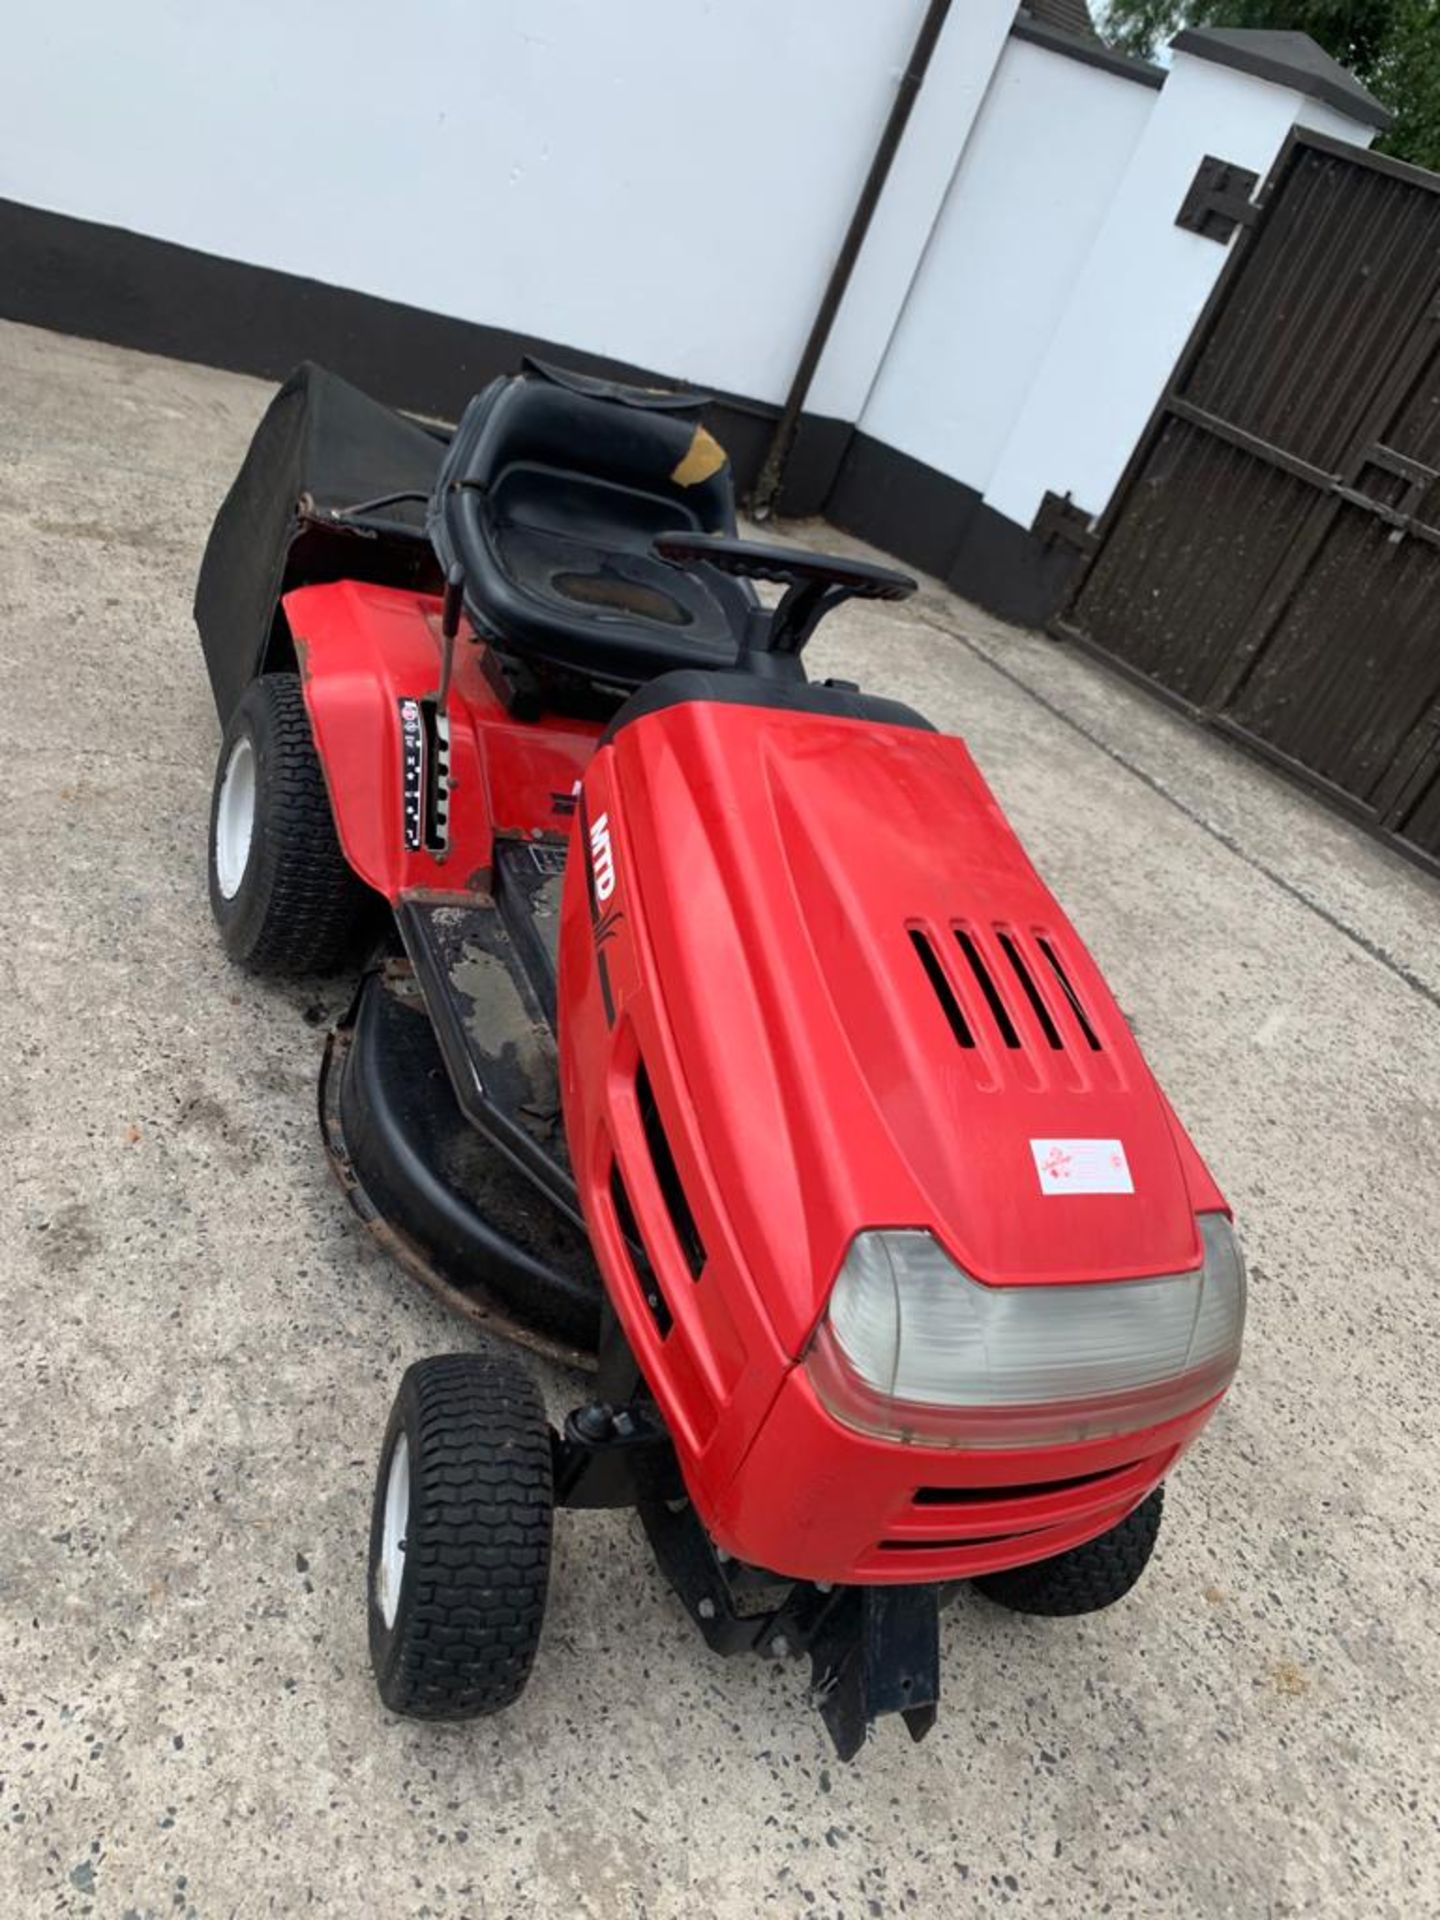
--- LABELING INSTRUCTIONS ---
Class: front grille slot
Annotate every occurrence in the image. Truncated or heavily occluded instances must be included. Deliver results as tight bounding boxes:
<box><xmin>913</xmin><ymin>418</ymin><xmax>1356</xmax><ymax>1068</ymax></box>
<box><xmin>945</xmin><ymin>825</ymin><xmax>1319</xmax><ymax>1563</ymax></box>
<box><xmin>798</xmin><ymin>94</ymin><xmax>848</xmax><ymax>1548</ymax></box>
<box><xmin>609</xmin><ymin>1161</ymin><xmax>671</xmax><ymax>1336</ymax></box>
<box><xmin>909</xmin><ymin>928</ymin><xmax>975</xmax><ymax>1048</ymax></box>
<box><xmin>635</xmin><ymin>1061</ymin><xmax>706</xmax><ymax>1280</ymax></box>
<box><xmin>1037</xmin><ymin>935</ymin><xmax>1102</xmax><ymax>1050</ymax></box>
<box><xmin>877</xmin><ymin>1533</ymin><xmax>1032</xmax><ymax>1553</ymax></box>
<box><xmin>997</xmin><ymin>931</ymin><xmax>1063</xmax><ymax>1049</ymax></box>
<box><xmin>870</xmin><ymin>1455</ymin><xmax>1166</xmax><ymax>1568</ymax></box>
<box><xmin>914</xmin><ymin>1466</ymin><xmax>1120</xmax><ymax>1506</ymax></box>
<box><xmin>954</xmin><ymin>929</ymin><xmax>1020</xmax><ymax>1049</ymax></box>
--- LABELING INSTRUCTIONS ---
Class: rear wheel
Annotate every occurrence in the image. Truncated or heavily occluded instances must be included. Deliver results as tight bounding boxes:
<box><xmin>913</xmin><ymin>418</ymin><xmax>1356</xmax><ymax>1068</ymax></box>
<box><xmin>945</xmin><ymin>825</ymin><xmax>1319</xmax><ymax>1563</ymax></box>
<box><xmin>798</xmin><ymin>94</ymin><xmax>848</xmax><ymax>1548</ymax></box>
<box><xmin>208</xmin><ymin>672</ymin><xmax>376</xmax><ymax>974</ymax></box>
<box><xmin>972</xmin><ymin>1486</ymin><xmax>1164</xmax><ymax>1617</ymax></box>
<box><xmin>368</xmin><ymin>1350</ymin><xmax>554</xmax><ymax>1719</ymax></box>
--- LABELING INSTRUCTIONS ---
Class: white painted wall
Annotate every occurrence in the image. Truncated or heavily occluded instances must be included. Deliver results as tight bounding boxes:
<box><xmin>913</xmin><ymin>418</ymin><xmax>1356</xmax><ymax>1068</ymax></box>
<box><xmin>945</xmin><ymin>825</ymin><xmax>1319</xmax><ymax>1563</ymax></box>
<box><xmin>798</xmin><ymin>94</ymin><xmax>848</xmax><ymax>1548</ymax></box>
<box><xmin>857</xmin><ymin>36</ymin><xmax>1156</xmax><ymax>494</ymax></box>
<box><xmin>803</xmin><ymin>1</ymin><xmax>1016</xmax><ymax>423</ymax></box>
<box><xmin>982</xmin><ymin>48</ymin><xmax>1377</xmax><ymax>530</ymax></box>
<box><xmin>0</xmin><ymin>0</ymin><xmax>1017</xmax><ymax>409</ymax></box>
<box><xmin>0</xmin><ymin>6</ymin><xmax>1384</xmax><ymax>552</ymax></box>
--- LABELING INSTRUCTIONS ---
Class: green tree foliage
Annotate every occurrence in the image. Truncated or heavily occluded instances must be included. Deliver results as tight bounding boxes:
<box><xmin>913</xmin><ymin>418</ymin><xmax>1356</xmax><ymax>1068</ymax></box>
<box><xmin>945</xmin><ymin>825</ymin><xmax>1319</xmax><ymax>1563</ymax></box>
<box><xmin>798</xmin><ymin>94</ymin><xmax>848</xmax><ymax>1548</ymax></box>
<box><xmin>1101</xmin><ymin>0</ymin><xmax>1440</xmax><ymax>172</ymax></box>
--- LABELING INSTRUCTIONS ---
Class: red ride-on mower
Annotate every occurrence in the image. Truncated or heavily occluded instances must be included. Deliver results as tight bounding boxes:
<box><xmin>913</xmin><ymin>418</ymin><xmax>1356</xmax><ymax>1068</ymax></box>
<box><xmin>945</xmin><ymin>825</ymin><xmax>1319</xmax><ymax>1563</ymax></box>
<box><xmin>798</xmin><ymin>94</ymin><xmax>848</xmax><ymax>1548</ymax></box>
<box><xmin>195</xmin><ymin>359</ymin><xmax>1245</xmax><ymax>1759</ymax></box>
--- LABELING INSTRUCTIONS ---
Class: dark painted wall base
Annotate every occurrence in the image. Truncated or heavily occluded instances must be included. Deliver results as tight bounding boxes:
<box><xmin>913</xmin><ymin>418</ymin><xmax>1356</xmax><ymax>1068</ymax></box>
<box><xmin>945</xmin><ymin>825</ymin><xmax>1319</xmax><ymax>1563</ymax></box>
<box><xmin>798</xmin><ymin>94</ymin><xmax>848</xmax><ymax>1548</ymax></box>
<box><xmin>946</xmin><ymin>499</ymin><xmax>1086</xmax><ymax>630</ymax></box>
<box><xmin>827</xmin><ymin>431</ymin><xmax>1084</xmax><ymax>627</ymax></box>
<box><xmin>0</xmin><ymin>196</ymin><xmax>843</xmax><ymax>519</ymax></box>
<box><xmin>0</xmin><ymin>196</ymin><xmax>1081</xmax><ymax>628</ymax></box>
<box><xmin>826</xmin><ymin>431</ymin><xmax>978</xmax><ymax>582</ymax></box>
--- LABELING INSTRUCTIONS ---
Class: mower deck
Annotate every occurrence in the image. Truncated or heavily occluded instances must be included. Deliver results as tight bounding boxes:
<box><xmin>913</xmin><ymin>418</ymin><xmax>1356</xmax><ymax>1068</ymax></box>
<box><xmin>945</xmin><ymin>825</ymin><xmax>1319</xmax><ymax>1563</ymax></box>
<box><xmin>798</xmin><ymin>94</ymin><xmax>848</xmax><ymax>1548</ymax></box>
<box><xmin>321</xmin><ymin>964</ymin><xmax>602</xmax><ymax>1362</ymax></box>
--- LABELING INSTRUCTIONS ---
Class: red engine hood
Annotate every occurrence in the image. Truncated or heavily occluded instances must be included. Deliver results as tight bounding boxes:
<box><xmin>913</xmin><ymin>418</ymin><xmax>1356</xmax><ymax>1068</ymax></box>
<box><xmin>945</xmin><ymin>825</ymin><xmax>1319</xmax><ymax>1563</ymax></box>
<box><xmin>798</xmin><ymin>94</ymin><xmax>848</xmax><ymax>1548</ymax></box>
<box><xmin>603</xmin><ymin>700</ymin><xmax>1223</xmax><ymax>1358</ymax></box>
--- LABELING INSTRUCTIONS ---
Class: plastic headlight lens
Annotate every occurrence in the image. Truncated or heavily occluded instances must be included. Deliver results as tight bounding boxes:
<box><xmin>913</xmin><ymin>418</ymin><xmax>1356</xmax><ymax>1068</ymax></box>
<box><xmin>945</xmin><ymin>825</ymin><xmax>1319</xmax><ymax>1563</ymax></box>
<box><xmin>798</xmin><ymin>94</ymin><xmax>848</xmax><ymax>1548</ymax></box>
<box><xmin>806</xmin><ymin>1216</ymin><xmax>1245</xmax><ymax>1448</ymax></box>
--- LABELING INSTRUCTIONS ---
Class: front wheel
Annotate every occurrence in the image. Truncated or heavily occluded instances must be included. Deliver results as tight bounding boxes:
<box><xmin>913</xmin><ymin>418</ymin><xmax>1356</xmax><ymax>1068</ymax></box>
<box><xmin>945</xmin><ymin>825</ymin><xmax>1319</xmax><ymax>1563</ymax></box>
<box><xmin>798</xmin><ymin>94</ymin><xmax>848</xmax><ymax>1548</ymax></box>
<box><xmin>972</xmin><ymin>1486</ymin><xmax>1164</xmax><ymax>1617</ymax></box>
<box><xmin>368</xmin><ymin>1350</ymin><xmax>554</xmax><ymax>1720</ymax></box>
<box><xmin>208</xmin><ymin>672</ymin><xmax>376</xmax><ymax>975</ymax></box>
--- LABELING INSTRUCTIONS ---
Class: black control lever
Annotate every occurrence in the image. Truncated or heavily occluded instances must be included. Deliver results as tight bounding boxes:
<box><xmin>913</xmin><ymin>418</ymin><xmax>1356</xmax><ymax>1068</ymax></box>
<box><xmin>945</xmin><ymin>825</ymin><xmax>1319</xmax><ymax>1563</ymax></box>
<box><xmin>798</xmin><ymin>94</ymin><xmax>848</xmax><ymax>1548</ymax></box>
<box><xmin>435</xmin><ymin>561</ymin><xmax>465</xmax><ymax>708</ymax></box>
<box><xmin>653</xmin><ymin>533</ymin><xmax>916</xmax><ymax>659</ymax></box>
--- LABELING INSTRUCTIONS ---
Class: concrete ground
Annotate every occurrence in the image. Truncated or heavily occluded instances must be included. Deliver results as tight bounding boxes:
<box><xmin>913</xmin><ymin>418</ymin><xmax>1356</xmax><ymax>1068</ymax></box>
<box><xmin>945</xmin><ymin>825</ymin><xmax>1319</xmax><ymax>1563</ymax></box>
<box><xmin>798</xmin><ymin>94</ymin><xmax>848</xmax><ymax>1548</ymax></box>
<box><xmin>1</xmin><ymin>318</ymin><xmax>1437</xmax><ymax>1920</ymax></box>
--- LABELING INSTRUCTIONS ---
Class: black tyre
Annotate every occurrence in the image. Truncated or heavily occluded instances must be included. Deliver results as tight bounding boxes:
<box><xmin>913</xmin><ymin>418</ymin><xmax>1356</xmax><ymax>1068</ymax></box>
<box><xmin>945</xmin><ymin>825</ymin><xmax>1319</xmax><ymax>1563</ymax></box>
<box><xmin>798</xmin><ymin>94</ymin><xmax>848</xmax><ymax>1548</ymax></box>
<box><xmin>208</xmin><ymin>672</ymin><xmax>376</xmax><ymax>974</ymax></box>
<box><xmin>368</xmin><ymin>1350</ymin><xmax>554</xmax><ymax>1720</ymax></box>
<box><xmin>972</xmin><ymin>1486</ymin><xmax>1164</xmax><ymax>1617</ymax></box>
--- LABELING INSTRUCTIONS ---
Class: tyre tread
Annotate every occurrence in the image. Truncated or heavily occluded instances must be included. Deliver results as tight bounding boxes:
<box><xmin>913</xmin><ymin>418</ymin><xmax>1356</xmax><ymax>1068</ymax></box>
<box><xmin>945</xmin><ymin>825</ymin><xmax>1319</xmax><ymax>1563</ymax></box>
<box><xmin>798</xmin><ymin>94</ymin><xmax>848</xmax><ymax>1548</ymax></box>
<box><xmin>369</xmin><ymin>1351</ymin><xmax>553</xmax><ymax>1720</ymax></box>
<box><xmin>973</xmin><ymin>1486</ymin><xmax>1165</xmax><ymax>1617</ymax></box>
<box><xmin>209</xmin><ymin>673</ymin><xmax>375</xmax><ymax>975</ymax></box>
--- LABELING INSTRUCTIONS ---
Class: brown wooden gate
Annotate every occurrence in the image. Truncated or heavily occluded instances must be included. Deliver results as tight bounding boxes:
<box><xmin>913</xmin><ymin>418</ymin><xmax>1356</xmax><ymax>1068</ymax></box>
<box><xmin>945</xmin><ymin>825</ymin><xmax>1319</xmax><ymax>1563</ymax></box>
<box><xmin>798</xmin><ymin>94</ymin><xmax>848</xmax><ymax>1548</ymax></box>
<box><xmin>1056</xmin><ymin>130</ymin><xmax>1440</xmax><ymax>877</ymax></box>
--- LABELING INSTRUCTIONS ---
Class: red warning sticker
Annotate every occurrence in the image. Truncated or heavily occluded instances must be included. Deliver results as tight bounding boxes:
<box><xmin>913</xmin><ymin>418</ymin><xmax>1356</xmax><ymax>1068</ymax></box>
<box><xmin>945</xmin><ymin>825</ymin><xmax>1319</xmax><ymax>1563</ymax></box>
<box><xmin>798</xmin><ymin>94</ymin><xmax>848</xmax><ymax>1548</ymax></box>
<box><xmin>1030</xmin><ymin>1138</ymin><xmax>1133</xmax><ymax>1196</ymax></box>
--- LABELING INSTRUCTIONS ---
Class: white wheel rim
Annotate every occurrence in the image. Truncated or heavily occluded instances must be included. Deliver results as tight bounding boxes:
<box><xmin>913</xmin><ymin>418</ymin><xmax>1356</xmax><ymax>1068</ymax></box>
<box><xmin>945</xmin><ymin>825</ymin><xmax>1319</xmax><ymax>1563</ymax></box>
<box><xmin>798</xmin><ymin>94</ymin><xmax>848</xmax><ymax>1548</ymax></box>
<box><xmin>377</xmin><ymin>1434</ymin><xmax>410</xmax><ymax>1630</ymax></box>
<box><xmin>214</xmin><ymin>735</ymin><xmax>257</xmax><ymax>900</ymax></box>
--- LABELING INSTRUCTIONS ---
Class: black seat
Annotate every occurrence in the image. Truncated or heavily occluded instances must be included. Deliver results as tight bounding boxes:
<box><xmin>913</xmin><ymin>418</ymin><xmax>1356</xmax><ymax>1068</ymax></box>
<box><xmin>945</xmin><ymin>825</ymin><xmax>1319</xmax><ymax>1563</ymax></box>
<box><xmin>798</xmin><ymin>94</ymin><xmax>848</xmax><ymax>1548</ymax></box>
<box><xmin>428</xmin><ymin>360</ymin><xmax>756</xmax><ymax>687</ymax></box>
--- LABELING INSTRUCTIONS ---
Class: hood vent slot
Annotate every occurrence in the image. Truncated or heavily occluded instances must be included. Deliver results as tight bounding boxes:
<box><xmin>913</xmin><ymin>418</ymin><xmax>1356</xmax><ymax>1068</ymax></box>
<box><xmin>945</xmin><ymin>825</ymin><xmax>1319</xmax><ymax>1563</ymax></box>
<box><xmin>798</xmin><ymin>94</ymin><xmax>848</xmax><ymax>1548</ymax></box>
<box><xmin>914</xmin><ymin>923</ymin><xmax>1105</xmax><ymax>1065</ymax></box>
<box><xmin>635</xmin><ymin>1060</ymin><xmax>706</xmax><ymax>1280</ymax></box>
<box><xmin>1037</xmin><ymin>935</ymin><xmax>1102</xmax><ymax>1051</ymax></box>
<box><xmin>909</xmin><ymin>929</ymin><xmax>974</xmax><ymax>1048</ymax></box>
<box><xmin>609</xmin><ymin>1161</ymin><xmax>672</xmax><ymax>1336</ymax></box>
<box><xmin>997</xmin><ymin>931</ymin><xmax>1063</xmax><ymax>1049</ymax></box>
<box><xmin>955</xmin><ymin>929</ymin><xmax>1020</xmax><ymax>1049</ymax></box>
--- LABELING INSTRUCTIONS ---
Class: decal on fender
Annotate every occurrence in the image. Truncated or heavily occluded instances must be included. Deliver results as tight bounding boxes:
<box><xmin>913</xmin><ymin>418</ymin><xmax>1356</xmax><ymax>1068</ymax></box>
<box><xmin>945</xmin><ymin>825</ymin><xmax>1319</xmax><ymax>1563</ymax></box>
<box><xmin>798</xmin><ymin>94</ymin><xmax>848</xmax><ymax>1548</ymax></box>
<box><xmin>398</xmin><ymin>697</ymin><xmax>425</xmax><ymax>851</ymax></box>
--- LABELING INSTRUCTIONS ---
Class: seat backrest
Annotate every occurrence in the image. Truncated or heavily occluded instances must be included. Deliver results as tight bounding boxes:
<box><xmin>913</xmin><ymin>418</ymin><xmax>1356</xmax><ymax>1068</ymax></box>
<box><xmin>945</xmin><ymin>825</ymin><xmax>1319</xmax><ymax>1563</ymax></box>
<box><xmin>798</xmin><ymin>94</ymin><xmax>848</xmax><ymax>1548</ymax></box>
<box><xmin>438</xmin><ymin>364</ymin><xmax>738</xmax><ymax>536</ymax></box>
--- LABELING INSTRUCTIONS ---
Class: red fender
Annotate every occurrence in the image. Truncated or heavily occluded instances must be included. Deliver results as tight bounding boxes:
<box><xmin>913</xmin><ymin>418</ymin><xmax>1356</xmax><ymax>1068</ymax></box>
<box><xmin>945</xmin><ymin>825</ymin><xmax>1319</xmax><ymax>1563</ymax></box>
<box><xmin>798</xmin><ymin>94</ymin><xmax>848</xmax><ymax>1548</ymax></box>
<box><xmin>281</xmin><ymin>580</ymin><xmax>600</xmax><ymax>898</ymax></box>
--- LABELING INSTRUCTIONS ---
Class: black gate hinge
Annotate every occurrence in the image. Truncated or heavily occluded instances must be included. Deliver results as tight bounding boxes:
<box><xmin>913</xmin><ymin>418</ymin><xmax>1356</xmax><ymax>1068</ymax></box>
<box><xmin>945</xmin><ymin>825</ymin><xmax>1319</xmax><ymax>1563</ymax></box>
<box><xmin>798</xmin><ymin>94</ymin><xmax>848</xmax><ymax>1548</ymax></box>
<box><xmin>1032</xmin><ymin>490</ymin><xmax>1098</xmax><ymax>554</ymax></box>
<box><xmin>1176</xmin><ymin>156</ymin><xmax>1261</xmax><ymax>243</ymax></box>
